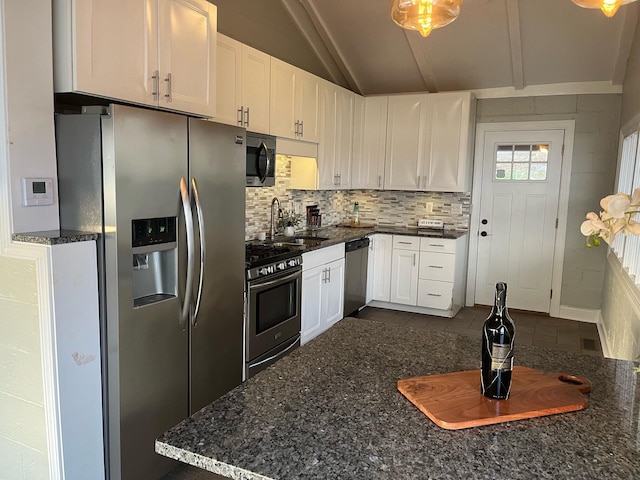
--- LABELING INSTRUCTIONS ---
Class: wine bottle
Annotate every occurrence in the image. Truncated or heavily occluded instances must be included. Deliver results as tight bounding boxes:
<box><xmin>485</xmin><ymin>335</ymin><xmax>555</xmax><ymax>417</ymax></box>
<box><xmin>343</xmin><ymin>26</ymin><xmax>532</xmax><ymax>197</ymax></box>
<box><xmin>481</xmin><ymin>282</ymin><xmax>515</xmax><ymax>399</ymax></box>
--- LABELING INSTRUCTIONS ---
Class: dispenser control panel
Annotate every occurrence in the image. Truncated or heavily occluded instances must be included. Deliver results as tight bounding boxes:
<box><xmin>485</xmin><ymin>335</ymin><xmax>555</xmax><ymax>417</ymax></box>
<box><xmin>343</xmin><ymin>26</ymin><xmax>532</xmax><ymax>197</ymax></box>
<box><xmin>132</xmin><ymin>217</ymin><xmax>177</xmax><ymax>247</ymax></box>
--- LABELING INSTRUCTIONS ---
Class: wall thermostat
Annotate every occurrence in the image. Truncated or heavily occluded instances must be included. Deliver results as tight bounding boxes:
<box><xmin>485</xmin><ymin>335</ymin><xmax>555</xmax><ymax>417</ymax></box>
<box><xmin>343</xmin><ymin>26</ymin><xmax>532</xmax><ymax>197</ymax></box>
<box><xmin>22</xmin><ymin>177</ymin><xmax>54</xmax><ymax>206</ymax></box>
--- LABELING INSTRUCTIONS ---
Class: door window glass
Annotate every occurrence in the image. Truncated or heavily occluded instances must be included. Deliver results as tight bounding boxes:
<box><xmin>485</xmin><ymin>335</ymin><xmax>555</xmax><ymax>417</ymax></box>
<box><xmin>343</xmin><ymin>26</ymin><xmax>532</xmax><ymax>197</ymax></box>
<box><xmin>494</xmin><ymin>144</ymin><xmax>549</xmax><ymax>181</ymax></box>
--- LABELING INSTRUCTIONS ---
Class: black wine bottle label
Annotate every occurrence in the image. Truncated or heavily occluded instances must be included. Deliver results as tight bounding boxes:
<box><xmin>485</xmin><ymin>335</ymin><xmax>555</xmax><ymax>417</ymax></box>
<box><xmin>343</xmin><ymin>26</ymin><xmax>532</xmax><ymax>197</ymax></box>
<box><xmin>490</xmin><ymin>343</ymin><xmax>513</xmax><ymax>371</ymax></box>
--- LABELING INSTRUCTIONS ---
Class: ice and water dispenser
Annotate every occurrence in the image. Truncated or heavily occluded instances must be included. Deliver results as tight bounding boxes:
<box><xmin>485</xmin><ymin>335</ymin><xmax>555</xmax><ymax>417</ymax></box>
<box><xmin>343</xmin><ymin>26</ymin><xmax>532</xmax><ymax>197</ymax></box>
<box><xmin>132</xmin><ymin>217</ymin><xmax>178</xmax><ymax>307</ymax></box>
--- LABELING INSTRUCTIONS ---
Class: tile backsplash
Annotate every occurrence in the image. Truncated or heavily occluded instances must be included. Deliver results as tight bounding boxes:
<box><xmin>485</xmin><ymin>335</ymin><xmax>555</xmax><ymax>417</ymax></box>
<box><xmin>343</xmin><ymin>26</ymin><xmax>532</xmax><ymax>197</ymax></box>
<box><xmin>245</xmin><ymin>155</ymin><xmax>470</xmax><ymax>240</ymax></box>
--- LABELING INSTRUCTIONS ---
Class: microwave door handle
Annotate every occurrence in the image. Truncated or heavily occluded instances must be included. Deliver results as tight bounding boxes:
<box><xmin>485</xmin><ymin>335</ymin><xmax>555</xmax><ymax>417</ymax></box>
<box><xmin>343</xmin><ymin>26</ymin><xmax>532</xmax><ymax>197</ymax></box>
<box><xmin>191</xmin><ymin>177</ymin><xmax>205</xmax><ymax>327</ymax></box>
<box><xmin>258</xmin><ymin>141</ymin><xmax>270</xmax><ymax>184</ymax></box>
<box><xmin>180</xmin><ymin>177</ymin><xmax>195</xmax><ymax>328</ymax></box>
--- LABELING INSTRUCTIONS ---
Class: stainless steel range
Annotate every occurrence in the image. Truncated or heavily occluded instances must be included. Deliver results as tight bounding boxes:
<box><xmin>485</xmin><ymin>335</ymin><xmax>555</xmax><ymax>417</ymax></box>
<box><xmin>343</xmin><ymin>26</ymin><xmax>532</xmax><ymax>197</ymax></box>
<box><xmin>244</xmin><ymin>243</ymin><xmax>302</xmax><ymax>380</ymax></box>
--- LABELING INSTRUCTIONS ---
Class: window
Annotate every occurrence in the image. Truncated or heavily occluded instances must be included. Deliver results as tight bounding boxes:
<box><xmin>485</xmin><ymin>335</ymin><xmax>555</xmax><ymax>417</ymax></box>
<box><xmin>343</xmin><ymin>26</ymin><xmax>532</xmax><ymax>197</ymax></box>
<box><xmin>613</xmin><ymin>131</ymin><xmax>640</xmax><ymax>283</ymax></box>
<box><xmin>494</xmin><ymin>143</ymin><xmax>549</xmax><ymax>181</ymax></box>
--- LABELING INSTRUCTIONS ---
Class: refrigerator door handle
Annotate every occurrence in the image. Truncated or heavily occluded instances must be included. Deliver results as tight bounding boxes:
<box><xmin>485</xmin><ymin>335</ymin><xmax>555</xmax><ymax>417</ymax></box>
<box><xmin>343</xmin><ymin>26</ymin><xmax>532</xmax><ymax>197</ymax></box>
<box><xmin>180</xmin><ymin>177</ymin><xmax>195</xmax><ymax>327</ymax></box>
<box><xmin>191</xmin><ymin>177</ymin><xmax>206</xmax><ymax>326</ymax></box>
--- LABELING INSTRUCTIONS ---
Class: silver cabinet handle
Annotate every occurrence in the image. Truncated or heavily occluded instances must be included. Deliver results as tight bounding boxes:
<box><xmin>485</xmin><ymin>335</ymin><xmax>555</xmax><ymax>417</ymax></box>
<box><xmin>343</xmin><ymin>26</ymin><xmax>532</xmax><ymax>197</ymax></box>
<box><xmin>180</xmin><ymin>177</ymin><xmax>195</xmax><ymax>328</ymax></box>
<box><xmin>237</xmin><ymin>106</ymin><xmax>244</xmax><ymax>126</ymax></box>
<box><xmin>164</xmin><ymin>72</ymin><xmax>172</xmax><ymax>102</ymax></box>
<box><xmin>191</xmin><ymin>177</ymin><xmax>205</xmax><ymax>327</ymax></box>
<box><xmin>427</xmin><ymin>293</ymin><xmax>442</xmax><ymax>297</ymax></box>
<box><xmin>378</xmin><ymin>175</ymin><xmax>382</xmax><ymax>188</ymax></box>
<box><xmin>429</xmin><ymin>244</ymin><xmax>445</xmax><ymax>248</ymax></box>
<box><xmin>152</xmin><ymin>70</ymin><xmax>159</xmax><ymax>101</ymax></box>
<box><xmin>413</xmin><ymin>253</ymin><xmax>416</xmax><ymax>266</ymax></box>
<box><xmin>417</xmin><ymin>175</ymin><xmax>421</xmax><ymax>188</ymax></box>
<box><xmin>244</xmin><ymin>107</ymin><xmax>250</xmax><ymax>127</ymax></box>
<box><xmin>428</xmin><ymin>265</ymin><xmax>444</xmax><ymax>269</ymax></box>
<box><xmin>300</xmin><ymin>120</ymin><xmax>304</xmax><ymax>137</ymax></box>
<box><xmin>294</xmin><ymin>121</ymin><xmax>300</xmax><ymax>137</ymax></box>
<box><xmin>327</xmin><ymin>266</ymin><xmax>331</xmax><ymax>282</ymax></box>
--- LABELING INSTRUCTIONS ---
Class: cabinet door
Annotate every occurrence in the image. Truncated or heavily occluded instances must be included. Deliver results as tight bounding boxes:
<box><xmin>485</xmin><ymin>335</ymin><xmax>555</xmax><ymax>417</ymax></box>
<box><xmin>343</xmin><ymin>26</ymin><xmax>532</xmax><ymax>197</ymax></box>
<box><xmin>157</xmin><ymin>0</ymin><xmax>217</xmax><ymax>117</ymax></box>
<box><xmin>371</xmin><ymin>234</ymin><xmax>393</xmax><ymax>302</ymax></box>
<box><xmin>390</xmin><ymin>248</ymin><xmax>419</xmax><ymax>305</ymax></box>
<box><xmin>352</xmin><ymin>96</ymin><xmax>388</xmax><ymax>190</ymax></box>
<box><xmin>318</xmin><ymin>83</ymin><xmax>338</xmax><ymax>189</ymax></box>
<box><xmin>301</xmin><ymin>265</ymin><xmax>324</xmax><ymax>345</ymax></box>
<box><xmin>270</xmin><ymin>58</ymin><xmax>297</xmax><ymax>139</ymax></box>
<box><xmin>423</xmin><ymin>92</ymin><xmax>473</xmax><ymax>192</ymax></box>
<box><xmin>70</xmin><ymin>0</ymin><xmax>154</xmax><ymax>105</ymax></box>
<box><xmin>215</xmin><ymin>34</ymin><xmax>242</xmax><ymax>126</ymax></box>
<box><xmin>241</xmin><ymin>46</ymin><xmax>271</xmax><ymax>134</ymax></box>
<box><xmin>384</xmin><ymin>94</ymin><xmax>428</xmax><ymax>190</ymax></box>
<box><xmin>322</xmin><ymin>258</ymin><xmax>345</xmax><ymax>329</ymax></box>
<box><xmin>296</xmin><ymin>71</ymin><xmax>320</xmax><ymax>143</ymax></box>
<box><xmin>335</xmin><ymin>87</ymin><xmax>354</xmax><ymax>189</ymax></box>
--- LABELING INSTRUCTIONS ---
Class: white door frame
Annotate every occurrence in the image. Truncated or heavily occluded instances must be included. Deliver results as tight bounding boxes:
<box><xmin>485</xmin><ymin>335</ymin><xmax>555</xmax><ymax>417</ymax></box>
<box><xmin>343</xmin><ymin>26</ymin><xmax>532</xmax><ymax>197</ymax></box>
<box><xmin>466</xmin><ymin>120</ymin><xmax>575</xmax><ymax>318</ymax></box>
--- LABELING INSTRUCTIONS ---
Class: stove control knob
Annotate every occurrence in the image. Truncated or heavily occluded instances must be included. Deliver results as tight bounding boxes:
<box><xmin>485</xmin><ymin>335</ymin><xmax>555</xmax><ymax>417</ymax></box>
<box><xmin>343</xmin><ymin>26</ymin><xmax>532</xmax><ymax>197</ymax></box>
<box><xmin>288</xmin><ymin>260</ymin><xmax>297</xmax><ymax>267</ymax></box>
<box><xmin>277</xmin><ymin>262</ymin><xmax>285</xmax><ymax>270</ymax></box>
<box><xmin>259</xmin><ymin>267</ymin><xmax>269</xmax><ymax>276</ymax></box>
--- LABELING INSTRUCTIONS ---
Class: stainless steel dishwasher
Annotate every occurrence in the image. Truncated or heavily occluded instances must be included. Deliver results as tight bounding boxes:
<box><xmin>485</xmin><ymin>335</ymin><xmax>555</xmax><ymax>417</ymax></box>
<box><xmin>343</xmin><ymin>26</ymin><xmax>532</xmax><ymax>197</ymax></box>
<box><xmin>344</xmin><ymin>236</ymin><xmax>370</xmax><ymax>317</ymax></box>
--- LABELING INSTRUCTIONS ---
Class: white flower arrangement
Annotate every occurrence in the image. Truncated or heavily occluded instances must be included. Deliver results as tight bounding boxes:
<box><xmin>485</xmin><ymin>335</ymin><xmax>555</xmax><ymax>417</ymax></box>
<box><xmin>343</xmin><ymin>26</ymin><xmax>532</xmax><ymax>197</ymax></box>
<box><xmin>581</xmin><ymin>188</ymin><xmax>640</xmax><ymax>247</ymax></box>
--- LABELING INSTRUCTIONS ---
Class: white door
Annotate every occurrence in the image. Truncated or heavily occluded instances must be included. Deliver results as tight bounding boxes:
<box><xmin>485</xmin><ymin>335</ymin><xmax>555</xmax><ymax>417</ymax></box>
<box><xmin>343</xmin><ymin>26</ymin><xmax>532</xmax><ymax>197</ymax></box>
<box><xmin>475</xmin><ymin>129</ymin><xmax>564</xmax><ymax>312</ymax></box>
<box><xmin>390</xmin><ymin>248</ymin><xmax>419</xmax><ymax>305</ymax></box>
<box><xmin>323</xmin><ymin>259</ymin><xmax>345</xmax><ymax>328</ymax></box>
<box><xmin>301</xmin><ymin>265</ymin><xmax>324</xmax><ymax>345</ymax></box>
<box><xmin>371</xmin><ymin>234</ymin><xmax>393</xmax><ymax>302</ymax></box>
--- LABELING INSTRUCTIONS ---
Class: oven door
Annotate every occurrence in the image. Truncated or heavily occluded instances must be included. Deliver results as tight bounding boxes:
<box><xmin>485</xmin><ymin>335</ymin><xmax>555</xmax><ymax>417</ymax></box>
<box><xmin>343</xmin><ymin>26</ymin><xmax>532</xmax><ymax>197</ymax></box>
<box><xmin>246</xmin><ymin>266</ymin><xmax>302</xmax><ymax>363</ymax></box>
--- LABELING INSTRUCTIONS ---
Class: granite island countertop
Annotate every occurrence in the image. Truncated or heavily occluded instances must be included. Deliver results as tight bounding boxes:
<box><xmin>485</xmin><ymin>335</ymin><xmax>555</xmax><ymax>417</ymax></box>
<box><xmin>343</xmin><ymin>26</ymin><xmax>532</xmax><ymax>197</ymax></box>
<box><xmin>156</xmin><ymin>317</ymin><xmax>640</xmax><ymax>479</ymax></box>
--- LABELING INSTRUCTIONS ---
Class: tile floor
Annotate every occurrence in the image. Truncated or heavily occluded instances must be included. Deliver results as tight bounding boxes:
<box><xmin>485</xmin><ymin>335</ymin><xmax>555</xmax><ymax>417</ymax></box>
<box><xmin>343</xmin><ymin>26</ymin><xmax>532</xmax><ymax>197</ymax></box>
<box><xmin>161</xmin><ymin>306</ymin><xmax>603</xmax><ymax>479</ymax></box>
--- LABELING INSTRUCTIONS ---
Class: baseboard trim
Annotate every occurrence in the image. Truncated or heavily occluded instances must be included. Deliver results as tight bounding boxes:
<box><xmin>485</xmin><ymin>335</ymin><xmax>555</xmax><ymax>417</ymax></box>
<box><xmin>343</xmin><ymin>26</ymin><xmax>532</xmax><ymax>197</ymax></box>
<box><xmin>556</xmin><ymin>305</ymin><xmax>600</xmax><ymax>323</ymax></box>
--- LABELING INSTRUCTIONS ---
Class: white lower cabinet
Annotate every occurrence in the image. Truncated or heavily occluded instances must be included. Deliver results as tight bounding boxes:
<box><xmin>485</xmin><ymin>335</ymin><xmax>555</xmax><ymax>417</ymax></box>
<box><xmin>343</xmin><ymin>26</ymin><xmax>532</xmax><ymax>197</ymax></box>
<box><xmin>301</xmin><ymin>244</ymin><xmax>345</xmax><ymax>345</ymax></box>
<box><xmin>368</xmin><ymin>234</ymin><xmax>468</xmax><ymax>318</ymax></box>
<box><xmin>370</xmin><ymin>234</ymin><xmax>393</xmax><ymax>302</ymax></box>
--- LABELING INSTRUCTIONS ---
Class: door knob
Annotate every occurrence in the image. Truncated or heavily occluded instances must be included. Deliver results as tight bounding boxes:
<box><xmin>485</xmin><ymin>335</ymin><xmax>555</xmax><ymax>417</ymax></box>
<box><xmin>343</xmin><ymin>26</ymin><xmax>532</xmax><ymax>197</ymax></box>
<box><xmin>481</xmin><ymin>219</ymin><xmax>488</xmax><ymax>225</ymax></box>
<box><xmin>481</xmin><ymin>231</ymin><xmax>488</xmax><ymax>237</ymax></box>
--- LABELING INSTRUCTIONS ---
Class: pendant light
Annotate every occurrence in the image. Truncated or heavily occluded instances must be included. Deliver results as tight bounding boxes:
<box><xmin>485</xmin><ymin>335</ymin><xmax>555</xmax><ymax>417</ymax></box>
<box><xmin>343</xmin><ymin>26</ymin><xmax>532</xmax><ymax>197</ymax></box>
<box><xmin>571</xmin><ymin>0</ymin><xmax>636</xmax><ymax>17</ymax></box>
<box><xmin>390</xmin><ymin>0</ymin><xmax>463</xmax><ymax>38</ymax></box>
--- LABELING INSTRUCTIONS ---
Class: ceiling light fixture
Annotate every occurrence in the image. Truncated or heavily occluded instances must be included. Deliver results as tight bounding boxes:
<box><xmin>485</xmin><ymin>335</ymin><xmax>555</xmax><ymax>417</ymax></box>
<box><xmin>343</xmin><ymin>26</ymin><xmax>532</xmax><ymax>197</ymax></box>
<box><xmin>390</xmin><ymin>0</ymin><xmax>463</xmax><ymax>38</ymax></box>
<box><xmin>571</xmin><ymin>0</ymin><xmax>636</xmax><ymax>17</ymax></box>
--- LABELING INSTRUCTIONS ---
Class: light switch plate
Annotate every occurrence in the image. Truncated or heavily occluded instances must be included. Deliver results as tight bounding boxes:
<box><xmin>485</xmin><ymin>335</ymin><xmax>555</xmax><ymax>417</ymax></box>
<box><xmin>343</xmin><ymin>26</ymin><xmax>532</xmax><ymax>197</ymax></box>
<box><xmin>425</xmin><ymin>202</ymin><xmax>433</xmax><ymax>213</ymax></box>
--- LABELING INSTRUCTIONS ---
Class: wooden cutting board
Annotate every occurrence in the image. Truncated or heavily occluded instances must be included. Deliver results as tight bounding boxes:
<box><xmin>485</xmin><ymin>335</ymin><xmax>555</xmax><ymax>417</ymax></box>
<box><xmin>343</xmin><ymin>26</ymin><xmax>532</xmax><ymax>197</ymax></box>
<box><xmin>397</xmin><ymin>366</ymin><xmax>591</xmax><ymax>430</ymax></box>
<box><xmin>336</xmin><ymin>222</ymin><xmax>376</xmax><ymax>228</ymax></box>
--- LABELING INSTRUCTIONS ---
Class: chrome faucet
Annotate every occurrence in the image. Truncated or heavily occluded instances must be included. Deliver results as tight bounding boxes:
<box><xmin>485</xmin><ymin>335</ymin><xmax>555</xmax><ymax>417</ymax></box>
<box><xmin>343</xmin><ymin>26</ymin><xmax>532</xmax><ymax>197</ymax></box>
<box><xmin>270</xmin><ymin>197</ymin><xmax>281</xmax><ymax>240</ymax></box>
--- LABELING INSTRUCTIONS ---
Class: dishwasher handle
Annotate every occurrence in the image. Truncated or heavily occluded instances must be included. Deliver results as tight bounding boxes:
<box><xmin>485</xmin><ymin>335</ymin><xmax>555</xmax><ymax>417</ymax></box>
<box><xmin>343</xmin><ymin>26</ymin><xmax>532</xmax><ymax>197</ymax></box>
<box><xmin>345</xmin><ymin>237</ymin><xmax>370</xmax><ymax>253</ymax></box>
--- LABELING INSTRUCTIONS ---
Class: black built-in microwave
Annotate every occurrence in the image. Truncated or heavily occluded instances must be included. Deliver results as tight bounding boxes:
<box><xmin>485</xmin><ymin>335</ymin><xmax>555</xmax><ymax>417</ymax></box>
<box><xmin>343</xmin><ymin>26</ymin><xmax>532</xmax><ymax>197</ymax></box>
<box><xmin>246</xmin><ymin>132</ymin><xmax>276</xmax><ymax>187</ymax></box>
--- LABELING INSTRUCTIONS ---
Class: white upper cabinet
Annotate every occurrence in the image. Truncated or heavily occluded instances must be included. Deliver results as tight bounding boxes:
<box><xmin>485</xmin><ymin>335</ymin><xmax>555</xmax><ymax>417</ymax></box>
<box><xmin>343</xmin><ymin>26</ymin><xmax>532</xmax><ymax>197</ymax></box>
<box><xmin>215</xmin><ymin>34</ymin><xmax>270</xmax><ymax>133</ymax></box>
<box><xmin>422</xmin><ymin>91</ymin><xmax>476</xmax><ymax>192</ymax></box>
<box><xmin>384</xmin><ymin>92</ymin><xmax>475</xmax><ymax>192</ymax></box>
<box><xmin>384</xmin><ymin>94</ymin><xmax>429</xmax><ymax>191</ymax></box>
<box><xmin>270</xmin><ymin>58</ymin><xmax>319</xmax><ymax>142</ymax></box>
<box><xmin>352</xmin><ymin>95</ymin><xmax>388</xmax><ymax>190</ymax></box>
<box><xmin>317</xmin><ymin>82</ymin><xmax>354</xmax><ymax>190</ymax></box>
<box><xmin>53</xmin><ymin>0</ymin><xmax>217</xmax><ymax>117</ymax></box>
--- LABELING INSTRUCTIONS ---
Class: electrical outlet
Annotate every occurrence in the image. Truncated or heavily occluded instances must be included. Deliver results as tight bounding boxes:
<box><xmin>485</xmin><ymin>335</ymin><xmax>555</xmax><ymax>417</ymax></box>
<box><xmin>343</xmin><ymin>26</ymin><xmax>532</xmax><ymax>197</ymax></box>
<box><xmin>426</xmin><ymin>202</ymin><xmax>433</xmax><ymax>213</ymax></box>
<box><xmin>451</xmin><ymin>203</ymin><xmax>462</xmax><ymax>215</ymax></box>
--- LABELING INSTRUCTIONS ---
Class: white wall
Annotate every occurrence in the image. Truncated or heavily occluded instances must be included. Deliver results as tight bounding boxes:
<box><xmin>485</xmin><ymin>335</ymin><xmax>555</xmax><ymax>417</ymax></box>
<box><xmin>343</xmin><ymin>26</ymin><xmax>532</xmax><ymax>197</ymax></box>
<box><xmin>4</xmin><ymin>0</ymin><xmax>59</xmax><ymax>233</ymax></box>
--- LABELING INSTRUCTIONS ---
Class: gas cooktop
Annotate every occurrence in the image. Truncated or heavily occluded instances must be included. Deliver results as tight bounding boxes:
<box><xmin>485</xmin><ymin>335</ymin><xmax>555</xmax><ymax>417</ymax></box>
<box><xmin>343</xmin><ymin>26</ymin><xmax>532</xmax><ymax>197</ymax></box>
<box><xmin>245</xmin><ymin>242</ymin><xmax>301</xmax><ymax>268</ymax></box>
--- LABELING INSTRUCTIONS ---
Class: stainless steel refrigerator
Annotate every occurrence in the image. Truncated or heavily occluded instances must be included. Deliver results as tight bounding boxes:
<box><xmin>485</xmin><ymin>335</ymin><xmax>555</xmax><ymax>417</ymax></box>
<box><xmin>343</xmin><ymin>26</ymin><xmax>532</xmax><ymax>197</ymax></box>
<box><xmin>55</xmin><ymin>104</ymin><xmax>246</xmax><ymax>480</ymax></box>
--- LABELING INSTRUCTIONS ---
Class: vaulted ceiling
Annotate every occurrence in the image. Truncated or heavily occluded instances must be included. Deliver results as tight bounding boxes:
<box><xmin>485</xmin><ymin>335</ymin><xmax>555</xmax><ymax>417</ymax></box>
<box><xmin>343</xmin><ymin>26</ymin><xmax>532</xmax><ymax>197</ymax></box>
<box><xmin>214</xmin><ymin>0</ymin><xmax>639</xmax><ymax>97</ymax></box>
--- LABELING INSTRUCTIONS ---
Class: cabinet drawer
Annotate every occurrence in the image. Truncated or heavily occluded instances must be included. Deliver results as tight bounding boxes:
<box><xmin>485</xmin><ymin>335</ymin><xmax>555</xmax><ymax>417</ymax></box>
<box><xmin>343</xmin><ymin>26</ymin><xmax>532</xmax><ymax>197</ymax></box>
<box><xmin>417</xmin><ymin>280</ymin><xmax>453</xmax><ymax>310</ymax></box>
<box><xmin>393</xmin><ymin>235</ymin><xmax>420</xmax><ymax>250</ymax></box>
<box><xmin>302</xmin><ymin>243</ymin><xmax>345</xmax><ymax>271</ymax></box>
<box><xmin>419</xmin><ymin>252</ymin><xmax>455</xmax><ymax>282</ymax></box>
<box><xmin>420</xmin><ymin>237</ymin><xmax>456</xmax><ymax>254</ymax></box>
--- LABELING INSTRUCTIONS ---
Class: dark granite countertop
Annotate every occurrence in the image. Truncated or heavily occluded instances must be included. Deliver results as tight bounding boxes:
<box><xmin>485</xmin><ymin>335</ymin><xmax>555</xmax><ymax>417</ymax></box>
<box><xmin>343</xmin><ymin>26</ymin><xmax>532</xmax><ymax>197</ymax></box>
<box><xmin>247</xmin><ymin>225</ymin><xmax>468</xmax><ymax>254</ymax></box>
<box><xmin>12</xmin><ymin>229</ymin><xmax>98</xmax><ymax>245</ymax></box>
<box><xmin>156</xmin><ymin>317</ymin><xmax>640</xmax><ymax>479</ymax></box>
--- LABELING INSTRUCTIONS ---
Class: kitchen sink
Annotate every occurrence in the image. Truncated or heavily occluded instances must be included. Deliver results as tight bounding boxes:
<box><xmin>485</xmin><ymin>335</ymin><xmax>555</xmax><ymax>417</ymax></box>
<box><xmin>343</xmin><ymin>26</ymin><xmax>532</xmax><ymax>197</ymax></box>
<box><xmin>294</xmin><ymin>235</ymin><xmax>329</xmax><ymax>241</ymax></box>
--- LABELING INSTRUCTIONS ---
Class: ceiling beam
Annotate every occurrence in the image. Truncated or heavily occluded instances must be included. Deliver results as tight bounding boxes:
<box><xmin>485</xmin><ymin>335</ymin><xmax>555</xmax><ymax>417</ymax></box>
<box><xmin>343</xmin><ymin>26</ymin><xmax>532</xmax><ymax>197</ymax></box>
<box><xmin>279</xmin><ymin>0</ymin><xmax>361</xmax><ymax>93</ymax></box>
<box><xmin>505</xmin><ymin>0</ymin><xmax>525</xmax><ymax>90</ymax></box>
<box><xmin>404</xmin><ymin>32</ymin><xmax>439</xmax><ymax>93</ymax></box>
<box><xmin>612</xmin><ymin>3</ymin><xmax>638</xmax><ymax>85</ymax></box>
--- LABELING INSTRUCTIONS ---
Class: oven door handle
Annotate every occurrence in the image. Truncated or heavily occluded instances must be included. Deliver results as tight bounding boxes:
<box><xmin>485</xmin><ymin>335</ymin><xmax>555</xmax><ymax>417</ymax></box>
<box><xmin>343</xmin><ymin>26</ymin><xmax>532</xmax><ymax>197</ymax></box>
<box><xmin>248</xmin><ymin>269</ymin><xmax>301</xmax><ymax>290</ymax></box>
<box><xmin>250</xmin><ymin>334</ymin><xmax>300</xmax><ymax>369</ymax></box>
